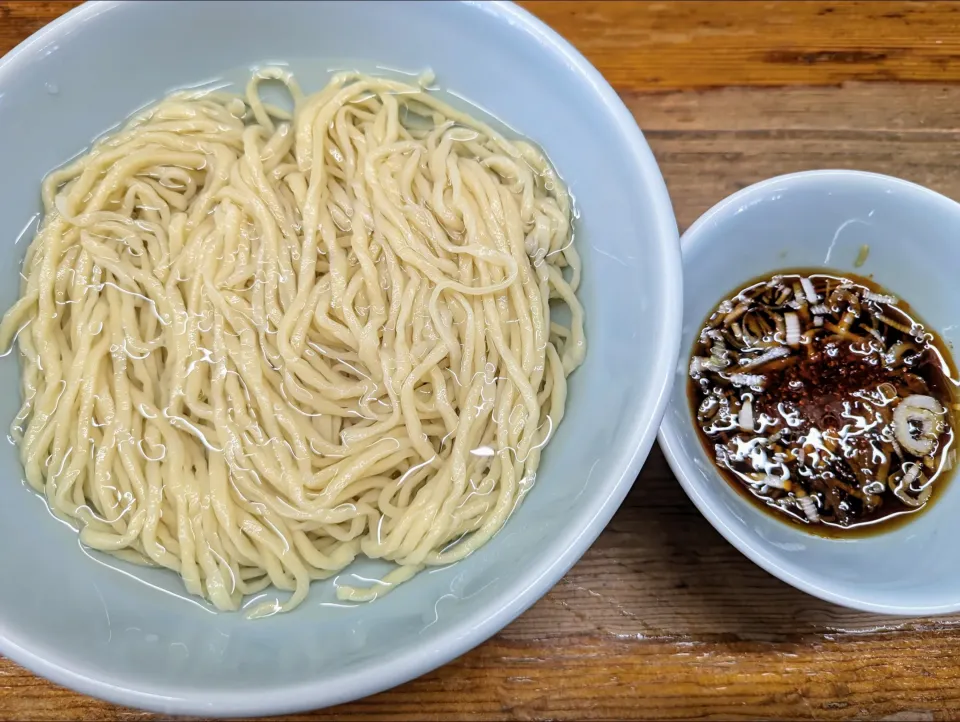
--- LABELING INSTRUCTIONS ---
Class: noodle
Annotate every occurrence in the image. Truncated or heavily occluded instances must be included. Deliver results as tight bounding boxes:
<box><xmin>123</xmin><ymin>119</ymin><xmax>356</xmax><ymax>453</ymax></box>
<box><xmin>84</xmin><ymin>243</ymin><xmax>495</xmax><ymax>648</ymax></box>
<box><xmin>0</xmin><ymin>68</ymin><xmax>585</xmax><ymax>615</ymax></box>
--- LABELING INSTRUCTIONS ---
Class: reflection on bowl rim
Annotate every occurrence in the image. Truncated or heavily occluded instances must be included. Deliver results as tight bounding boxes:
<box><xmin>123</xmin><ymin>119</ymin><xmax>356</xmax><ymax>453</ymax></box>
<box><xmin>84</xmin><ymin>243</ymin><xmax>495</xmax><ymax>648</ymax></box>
<box><xmin>0</xmin><ymin>0</ymin><xmax>683</xmax><ymax>715</ymax></box>
<box><xmin>658</xmin><ymin>168</ymin><xmax>960</xmax><ymax>616</ymax></box>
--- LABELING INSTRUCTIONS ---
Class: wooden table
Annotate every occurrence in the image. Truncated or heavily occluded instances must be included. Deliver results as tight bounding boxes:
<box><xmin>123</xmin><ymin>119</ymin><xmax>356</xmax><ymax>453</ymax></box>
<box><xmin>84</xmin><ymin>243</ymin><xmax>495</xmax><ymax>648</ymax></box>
<box><xmin>4</xmin><ymin>1</ymin><xmax>960</xmax><ymax>719</ymax></box>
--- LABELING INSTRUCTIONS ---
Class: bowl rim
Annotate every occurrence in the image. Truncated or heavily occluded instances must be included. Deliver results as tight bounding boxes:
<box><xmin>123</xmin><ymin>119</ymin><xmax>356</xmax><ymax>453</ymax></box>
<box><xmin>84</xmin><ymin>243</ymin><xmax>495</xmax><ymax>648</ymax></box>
<box><xmin>0</xmin><ymin>0</ymin><xmax>683</xmax><ymax>715</ymax></box>
<box><xmin>657</xmin><ymin>168</ymin><xmax>960</xmax><ymax>617</ymax></box>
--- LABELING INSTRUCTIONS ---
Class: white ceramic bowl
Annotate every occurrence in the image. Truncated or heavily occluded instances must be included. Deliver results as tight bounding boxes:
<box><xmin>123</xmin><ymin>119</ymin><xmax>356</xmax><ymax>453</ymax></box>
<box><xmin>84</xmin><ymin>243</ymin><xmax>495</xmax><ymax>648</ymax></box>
<box><xmin>0</xmin><ymin>1</ymin><xmax>681</xmax><ymax>716</ymax></box>
<box><xmin>659</xmin><ymin>169</ymin><xmax>960</xmax><ymax>616</ymax></box>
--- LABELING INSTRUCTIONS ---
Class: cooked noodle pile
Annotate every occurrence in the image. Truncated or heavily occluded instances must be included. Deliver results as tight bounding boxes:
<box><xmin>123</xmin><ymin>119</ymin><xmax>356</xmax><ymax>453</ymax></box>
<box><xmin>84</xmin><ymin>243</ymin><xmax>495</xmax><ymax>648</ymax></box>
<box><xmin>0</xmin><ymin>68</ymin><xmax>585</xmax><ymax>615</ymax></box>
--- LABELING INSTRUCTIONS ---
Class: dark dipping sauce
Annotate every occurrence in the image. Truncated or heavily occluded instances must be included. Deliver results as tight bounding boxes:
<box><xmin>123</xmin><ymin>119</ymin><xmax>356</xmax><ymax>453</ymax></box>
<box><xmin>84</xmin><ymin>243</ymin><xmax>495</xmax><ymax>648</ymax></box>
<box><xmin>689</xmin><ymin>270</ymin><xmax>959</xmax><ymax>536</ymax></box>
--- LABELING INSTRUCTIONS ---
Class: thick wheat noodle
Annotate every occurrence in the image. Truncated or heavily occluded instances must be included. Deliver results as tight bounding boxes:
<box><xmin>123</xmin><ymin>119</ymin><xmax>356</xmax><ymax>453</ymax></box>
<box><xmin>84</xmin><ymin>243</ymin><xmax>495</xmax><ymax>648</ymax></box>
<box><xmin>0</xmin><ymin>67</ymin><xmax>585</xmax><ymax>616</ymax></box>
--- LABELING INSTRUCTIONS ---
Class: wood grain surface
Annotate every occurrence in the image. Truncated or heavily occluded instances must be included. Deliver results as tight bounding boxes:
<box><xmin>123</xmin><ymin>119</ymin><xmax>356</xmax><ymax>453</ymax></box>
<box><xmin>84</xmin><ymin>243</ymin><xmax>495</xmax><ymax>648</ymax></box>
<box><xmin>3</xmin><ymin>1</ymin><xmax>960</xmax><ymax>720</ymax></box>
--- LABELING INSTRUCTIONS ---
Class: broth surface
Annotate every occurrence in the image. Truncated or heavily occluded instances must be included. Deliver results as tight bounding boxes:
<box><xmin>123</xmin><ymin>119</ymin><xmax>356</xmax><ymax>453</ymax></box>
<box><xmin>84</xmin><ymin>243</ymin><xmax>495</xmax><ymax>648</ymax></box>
<box><xmin>689</xmin><ymin>270</ymin><xmax>958</xmax><ymax>536</ymax></box>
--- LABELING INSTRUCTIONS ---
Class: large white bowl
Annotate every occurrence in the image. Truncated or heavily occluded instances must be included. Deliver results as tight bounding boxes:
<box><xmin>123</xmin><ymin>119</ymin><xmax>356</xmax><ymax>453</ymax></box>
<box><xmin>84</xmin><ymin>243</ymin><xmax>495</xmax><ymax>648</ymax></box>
<box><xmin>659</xmin><ymin>170</ymin><xmax>960</xmax><ymax>616</ymax></box>
<box><xmin>0</xmin><ymin>1</ymin><xmax>681</xmax><ymax>716</ymax></box>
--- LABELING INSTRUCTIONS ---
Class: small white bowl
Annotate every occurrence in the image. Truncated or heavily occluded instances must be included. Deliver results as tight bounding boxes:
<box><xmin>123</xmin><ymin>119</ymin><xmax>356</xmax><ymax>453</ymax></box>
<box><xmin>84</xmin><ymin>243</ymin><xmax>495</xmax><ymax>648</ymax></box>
<box><xmin>659</xmin><ymin>170</ymin><xmax>960</xmax><ymax>615</ymax></box>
